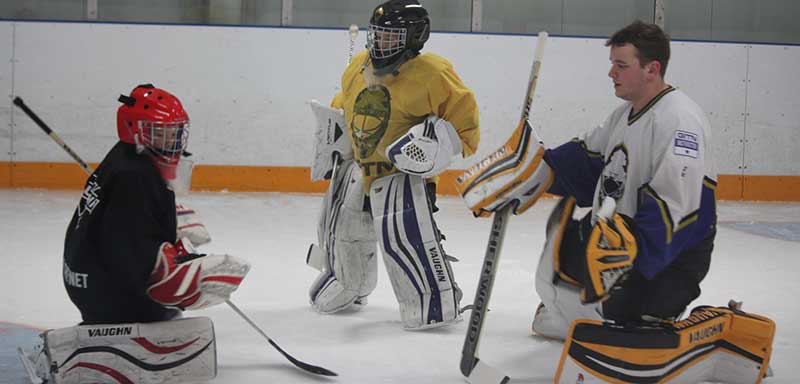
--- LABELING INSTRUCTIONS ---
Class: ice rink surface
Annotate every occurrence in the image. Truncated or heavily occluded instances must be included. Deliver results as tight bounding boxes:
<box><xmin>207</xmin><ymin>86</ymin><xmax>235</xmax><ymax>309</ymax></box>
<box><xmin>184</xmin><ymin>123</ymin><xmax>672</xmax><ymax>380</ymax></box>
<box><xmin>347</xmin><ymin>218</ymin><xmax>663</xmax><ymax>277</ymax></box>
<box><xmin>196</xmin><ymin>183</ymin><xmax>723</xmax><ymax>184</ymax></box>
<box><xmin>1</xmin><ymin>189</ymin><xmax>798</xmax><ymax>383</ymax></box>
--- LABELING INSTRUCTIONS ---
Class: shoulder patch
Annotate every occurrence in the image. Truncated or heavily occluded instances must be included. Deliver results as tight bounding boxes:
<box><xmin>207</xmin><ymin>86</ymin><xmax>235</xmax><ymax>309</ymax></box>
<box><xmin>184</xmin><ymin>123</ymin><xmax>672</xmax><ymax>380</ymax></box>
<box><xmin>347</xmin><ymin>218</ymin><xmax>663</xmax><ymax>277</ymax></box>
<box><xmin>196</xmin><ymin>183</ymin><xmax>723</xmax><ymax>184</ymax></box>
<box><xmin>673</xmin><ymin>130</ymin><xmax>699</xmax><ymax>158</ymax></box>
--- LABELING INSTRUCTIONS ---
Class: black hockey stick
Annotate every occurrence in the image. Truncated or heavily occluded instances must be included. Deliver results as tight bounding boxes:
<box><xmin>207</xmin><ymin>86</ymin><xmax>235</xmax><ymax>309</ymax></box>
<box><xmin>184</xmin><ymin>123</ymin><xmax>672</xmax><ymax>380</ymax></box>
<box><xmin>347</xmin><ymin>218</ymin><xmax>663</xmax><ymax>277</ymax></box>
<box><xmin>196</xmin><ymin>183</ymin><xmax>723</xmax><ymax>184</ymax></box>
<box><xmin>13</xmin><ymin>97</ymin><xmax>93</xmax><ymax>174</ymax></box>
<box><xmin>13</xmin><ymin>95</ymin><xmax>337</xmax><ymax>377</ymax></box>
<box><xmin>459</xmin><ymin>31</ymin><xmax>549</xmax><ymax>384</ymax></box>
<box><xmin>460</xmin><ymin>205</ymin><xmax>512</xmax><ymax>383</ymax></box>
<box><xmin>226</xmin><ymin>301</ymin><xmax>337</xmax><ymax>376</ymax></box>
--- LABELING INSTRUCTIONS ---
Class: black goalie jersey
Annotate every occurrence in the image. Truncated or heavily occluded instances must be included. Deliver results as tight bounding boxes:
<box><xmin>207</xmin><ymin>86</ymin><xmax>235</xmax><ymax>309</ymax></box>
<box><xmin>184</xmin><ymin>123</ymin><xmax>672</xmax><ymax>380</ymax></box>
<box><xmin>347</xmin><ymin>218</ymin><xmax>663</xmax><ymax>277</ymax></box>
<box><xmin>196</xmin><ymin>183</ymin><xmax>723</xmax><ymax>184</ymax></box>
<box><xmin>63</xmin><ymin>141</ymin><xmax>177</xmax><ymax>325</ymax></box>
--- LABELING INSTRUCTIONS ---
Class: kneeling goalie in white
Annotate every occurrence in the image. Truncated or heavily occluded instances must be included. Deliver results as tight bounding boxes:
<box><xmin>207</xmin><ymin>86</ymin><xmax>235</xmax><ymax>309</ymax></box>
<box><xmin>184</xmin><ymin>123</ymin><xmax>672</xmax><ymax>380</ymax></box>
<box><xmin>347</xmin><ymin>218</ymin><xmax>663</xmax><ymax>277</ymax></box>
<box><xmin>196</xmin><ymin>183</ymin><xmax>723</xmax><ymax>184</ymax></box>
<box><xmin>20</xmin><ymin>317</ymin><xmax>217</xmax><ymax>384</ymax></box>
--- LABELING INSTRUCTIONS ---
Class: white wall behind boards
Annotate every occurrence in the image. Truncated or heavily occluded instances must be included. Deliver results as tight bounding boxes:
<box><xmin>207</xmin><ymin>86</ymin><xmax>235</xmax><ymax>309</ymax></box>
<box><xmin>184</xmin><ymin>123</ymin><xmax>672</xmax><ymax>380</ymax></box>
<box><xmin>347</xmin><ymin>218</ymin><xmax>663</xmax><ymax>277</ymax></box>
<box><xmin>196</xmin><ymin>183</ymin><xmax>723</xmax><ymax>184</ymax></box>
<box><xmin>0</xmin><ymin>23</ymin><xmax>13</xmax><ymax>164</ymax></box>
<box><xmin>2</xmin><ymin>21</ymin><xmax>799</xmax><ymax>177</ymax></box>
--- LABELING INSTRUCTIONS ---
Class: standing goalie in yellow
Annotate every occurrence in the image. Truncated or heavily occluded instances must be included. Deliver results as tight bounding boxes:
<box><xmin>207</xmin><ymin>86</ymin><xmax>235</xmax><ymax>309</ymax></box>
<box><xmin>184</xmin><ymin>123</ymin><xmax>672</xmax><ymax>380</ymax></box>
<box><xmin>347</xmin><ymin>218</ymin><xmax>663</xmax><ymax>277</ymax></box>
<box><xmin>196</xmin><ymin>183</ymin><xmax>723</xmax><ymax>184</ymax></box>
<box><xmin>307</xmin><ymin>0</ymin><xmax>479</xmax><ymax>330</ymax></box>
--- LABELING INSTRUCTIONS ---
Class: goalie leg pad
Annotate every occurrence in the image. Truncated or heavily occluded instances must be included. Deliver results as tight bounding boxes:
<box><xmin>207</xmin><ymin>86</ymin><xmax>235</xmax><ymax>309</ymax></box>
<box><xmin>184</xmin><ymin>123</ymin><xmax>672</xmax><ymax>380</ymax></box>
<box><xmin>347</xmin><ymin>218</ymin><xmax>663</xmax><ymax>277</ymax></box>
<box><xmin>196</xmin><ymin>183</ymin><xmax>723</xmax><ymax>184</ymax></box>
<box><xmin>370</xmin><ymin>173</ymin><xmax>461</xmax><ymax>330</ymax></box>
<box><xmin>533</xmin><ymin>197</ymin><xmax>600</xmax><ymax>340</ymax></box>
<box><xmin>309</xmin><ymin>160</ymin><xmax>378</xmax><ymax>314</ymax></box>
<box><xmin>37</xmin><ymin>317</ymin><xmax>216</xmax><ymax>384</ymax></box>
<box><xmin>554</xmin><ymin>305</ymin><xmax>775</xmax><ymax>384</ymax></box>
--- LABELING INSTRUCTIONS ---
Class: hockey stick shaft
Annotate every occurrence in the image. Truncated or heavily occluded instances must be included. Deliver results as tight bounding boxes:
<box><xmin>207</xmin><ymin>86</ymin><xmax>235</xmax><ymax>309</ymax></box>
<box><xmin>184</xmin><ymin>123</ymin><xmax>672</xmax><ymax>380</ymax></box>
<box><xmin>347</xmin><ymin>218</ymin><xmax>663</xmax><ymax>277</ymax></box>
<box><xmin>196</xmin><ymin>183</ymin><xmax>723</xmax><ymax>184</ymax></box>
<box><xmin>460</xmin><ymin>205</ymin><xmax>511</xmax><ymax>378</ymax></box>
<box><xmin>460</xmin><ymin>31</ymin><xmax>548</xmax><ymax>382</ymax></box>
<box><xmin>12</xmin><ymin>96</ymin><xmax>94</xmax><ymax>174</ymax></box>
<box><xmin>226</xmin><ymin>300</ymin><xmax>337</xmax><ymax>376</ymax></box>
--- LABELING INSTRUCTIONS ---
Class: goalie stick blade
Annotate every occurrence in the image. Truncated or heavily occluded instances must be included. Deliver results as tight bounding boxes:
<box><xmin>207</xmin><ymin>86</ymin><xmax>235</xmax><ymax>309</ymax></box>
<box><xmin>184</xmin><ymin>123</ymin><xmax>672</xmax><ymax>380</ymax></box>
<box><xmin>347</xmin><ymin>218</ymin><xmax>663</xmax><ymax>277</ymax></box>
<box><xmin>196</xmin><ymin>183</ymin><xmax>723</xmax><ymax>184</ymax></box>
<box><xmin>464</xmin><ymin>359</ymin><xmax>510</xmax><ymax>384</ymax></box>
<box><xmin>306</xmin><ymin>243</ymin><xmax>325</xmax><ymax>271</ymax></box>
<box><xmin>267</xmin><ymin>340</ymin><xmax>338</xmax><ymax>376</ymax></box>
<box><xmin>17</xmin><ymin>347</ymin><xmax>44</xmax><ymax>384</ymax></box>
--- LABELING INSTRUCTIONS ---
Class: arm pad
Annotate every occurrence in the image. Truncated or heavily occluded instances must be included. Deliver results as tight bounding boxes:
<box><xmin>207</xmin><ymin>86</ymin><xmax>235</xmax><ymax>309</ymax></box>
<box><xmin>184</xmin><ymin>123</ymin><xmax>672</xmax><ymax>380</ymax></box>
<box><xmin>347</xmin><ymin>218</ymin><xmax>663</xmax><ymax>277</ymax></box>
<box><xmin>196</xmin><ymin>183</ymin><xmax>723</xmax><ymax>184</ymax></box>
<box><xmin>176</xmin><ymin>204</ymin><xmax>211</xmax><ymax>247</ymax></box>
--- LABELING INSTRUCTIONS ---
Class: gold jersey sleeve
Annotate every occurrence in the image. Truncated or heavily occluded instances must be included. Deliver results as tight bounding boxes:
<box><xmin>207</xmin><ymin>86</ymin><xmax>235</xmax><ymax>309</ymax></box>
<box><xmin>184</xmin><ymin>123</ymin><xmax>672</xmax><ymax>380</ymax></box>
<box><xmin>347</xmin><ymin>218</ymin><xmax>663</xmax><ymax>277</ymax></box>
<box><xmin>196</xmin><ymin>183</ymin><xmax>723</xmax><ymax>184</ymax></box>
<box><xmin>333</xmin><ymin>50</ymin><xmax>480</xmax><ymax>191</ymax></box>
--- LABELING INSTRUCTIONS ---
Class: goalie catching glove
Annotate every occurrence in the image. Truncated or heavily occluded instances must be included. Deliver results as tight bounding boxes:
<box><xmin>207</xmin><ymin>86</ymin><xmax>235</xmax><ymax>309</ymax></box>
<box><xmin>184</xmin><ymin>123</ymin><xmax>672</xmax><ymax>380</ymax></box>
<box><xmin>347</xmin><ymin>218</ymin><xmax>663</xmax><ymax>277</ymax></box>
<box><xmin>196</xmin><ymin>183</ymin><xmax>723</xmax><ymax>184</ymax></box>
<box><xmin>147</xmin><ymin>237</ymin><xmax>250</xmax><ymax>310</ymax></box>
<box><xmin>581</xmin><ymin>210</ymin><xmax>637</xmax><ymax>303</ymax></box>
<box><xmin>386</xmin><ymin>115</ymin><xmax>463</xmax><ymax>178</ymax></box>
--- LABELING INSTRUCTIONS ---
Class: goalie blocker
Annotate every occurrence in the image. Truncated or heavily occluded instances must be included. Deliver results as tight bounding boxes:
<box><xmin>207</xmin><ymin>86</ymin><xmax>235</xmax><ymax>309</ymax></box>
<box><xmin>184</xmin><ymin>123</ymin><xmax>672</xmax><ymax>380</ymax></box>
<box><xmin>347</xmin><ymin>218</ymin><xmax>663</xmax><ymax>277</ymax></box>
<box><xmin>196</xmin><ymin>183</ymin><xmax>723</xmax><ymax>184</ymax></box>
<box><xmin>456</xmin><ymin>120</ymin><xmax>553</xmax><ymax>217</ymax></box>
<box><xmin>555</xmin><ymin>303</ymin><xmax>775</xmax><ymax>384</ymax></box>
<box><xmin>20</xmin><ymin>317</ymin><xmax>217</xmax><ymax>384</ymax></box>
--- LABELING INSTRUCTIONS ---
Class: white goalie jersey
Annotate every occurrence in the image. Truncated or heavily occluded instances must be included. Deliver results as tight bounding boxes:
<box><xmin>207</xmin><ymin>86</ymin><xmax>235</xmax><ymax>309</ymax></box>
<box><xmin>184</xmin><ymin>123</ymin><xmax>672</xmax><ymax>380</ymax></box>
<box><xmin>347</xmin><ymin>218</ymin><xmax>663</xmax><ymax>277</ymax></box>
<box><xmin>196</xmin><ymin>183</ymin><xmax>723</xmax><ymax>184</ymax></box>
<box><xmin>545</xmin><ymin>86</ymin><xmax>717</xmax><ymax>279</ymax></box>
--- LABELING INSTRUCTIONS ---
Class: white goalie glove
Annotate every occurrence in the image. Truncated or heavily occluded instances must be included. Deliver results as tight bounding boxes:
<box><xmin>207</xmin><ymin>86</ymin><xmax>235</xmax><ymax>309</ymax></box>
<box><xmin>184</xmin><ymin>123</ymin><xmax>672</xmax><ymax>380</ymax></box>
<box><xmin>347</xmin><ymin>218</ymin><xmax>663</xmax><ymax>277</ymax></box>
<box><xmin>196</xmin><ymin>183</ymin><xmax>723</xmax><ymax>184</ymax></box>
<box><xmin>385</xmin><ymin>115</ymin><xmax>463</xmax><ymax>178</ymax></box>
<box><xmin>310</xmin><ymin>100</ymin><xmax>353</xmax><ymax>181</ymax></box>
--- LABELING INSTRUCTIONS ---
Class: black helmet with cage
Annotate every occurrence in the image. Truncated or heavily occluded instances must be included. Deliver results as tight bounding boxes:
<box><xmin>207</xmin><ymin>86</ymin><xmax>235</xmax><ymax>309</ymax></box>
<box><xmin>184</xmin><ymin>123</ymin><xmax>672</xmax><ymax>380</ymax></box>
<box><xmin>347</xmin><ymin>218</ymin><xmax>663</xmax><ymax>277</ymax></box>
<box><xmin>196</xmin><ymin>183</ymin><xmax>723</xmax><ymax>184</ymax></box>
<box><xmin>367</xmin><ymin>0</ymin><xmax>430</xmax><ymax>76</ymax></box>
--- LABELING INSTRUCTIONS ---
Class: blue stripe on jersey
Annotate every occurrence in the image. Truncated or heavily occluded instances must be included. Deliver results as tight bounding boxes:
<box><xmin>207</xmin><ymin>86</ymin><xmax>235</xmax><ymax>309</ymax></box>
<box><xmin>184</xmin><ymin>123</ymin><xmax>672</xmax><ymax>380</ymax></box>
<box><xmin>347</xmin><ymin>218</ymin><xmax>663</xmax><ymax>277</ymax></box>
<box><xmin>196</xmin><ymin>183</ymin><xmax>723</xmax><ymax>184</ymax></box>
<box><xmin>633</xmin><ymin>178</ymin><xmax>717</xmax><ymax>279</ymax></box>
<box><xmin>543</xmin><ymin>140</ymin><xmax>604</xmax><ymax>207</ymax></box>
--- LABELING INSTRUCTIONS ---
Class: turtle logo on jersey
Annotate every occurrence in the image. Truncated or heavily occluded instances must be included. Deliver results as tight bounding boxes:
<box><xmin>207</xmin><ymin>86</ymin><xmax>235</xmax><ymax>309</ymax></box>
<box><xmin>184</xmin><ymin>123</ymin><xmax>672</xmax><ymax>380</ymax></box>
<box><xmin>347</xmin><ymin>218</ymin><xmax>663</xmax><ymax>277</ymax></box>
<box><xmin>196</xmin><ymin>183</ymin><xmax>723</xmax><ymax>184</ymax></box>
<box><xmin>599</xmin><ymin>145</ymin><xmax>628</xmax><ymax>203</ymax></box>
<box><xmin>351</xmin><ymin>85</ymin><xmax>391</xmax><ymax>159</ymax></box>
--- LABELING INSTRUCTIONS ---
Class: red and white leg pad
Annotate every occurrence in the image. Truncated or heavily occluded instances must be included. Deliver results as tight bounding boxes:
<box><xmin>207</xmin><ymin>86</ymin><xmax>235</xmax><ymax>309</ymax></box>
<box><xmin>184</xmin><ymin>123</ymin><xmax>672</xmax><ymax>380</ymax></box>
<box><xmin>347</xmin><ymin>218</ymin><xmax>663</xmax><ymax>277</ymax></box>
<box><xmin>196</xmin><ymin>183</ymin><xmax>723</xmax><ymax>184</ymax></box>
<box><xmin>31</xmin><ymin>317</ymin><xmax>216</xmax><ymax>384</ymax></box>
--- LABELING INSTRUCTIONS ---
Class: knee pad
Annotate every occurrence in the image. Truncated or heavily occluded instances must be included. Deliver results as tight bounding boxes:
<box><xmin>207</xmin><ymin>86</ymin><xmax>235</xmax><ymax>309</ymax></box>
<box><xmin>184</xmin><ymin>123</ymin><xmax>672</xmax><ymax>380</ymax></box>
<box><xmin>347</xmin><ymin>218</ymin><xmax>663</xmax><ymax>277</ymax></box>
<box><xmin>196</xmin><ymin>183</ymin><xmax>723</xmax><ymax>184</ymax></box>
<box><xmin>370</xmin><ymin>173</ymin><xmax>461</xmax><ymax>330</ymax></box>
<box><xmin>309</xmin><ymin>160</ymin><xmax>378</xmax><ymax>314</ymax></box>
<box><xmin>555</xmin><ymin>304</ymin><xmax>775</xmax><ymax>383</ymax></box>
<box><xmin>24</xmin><ymin>317</ymin><xmax>216</xmax><ymax>384</ymax></box>
<box><xmin>533</xmin><ymin>197</ymin><xmax>600</xmax><ymax>340</ymax></box>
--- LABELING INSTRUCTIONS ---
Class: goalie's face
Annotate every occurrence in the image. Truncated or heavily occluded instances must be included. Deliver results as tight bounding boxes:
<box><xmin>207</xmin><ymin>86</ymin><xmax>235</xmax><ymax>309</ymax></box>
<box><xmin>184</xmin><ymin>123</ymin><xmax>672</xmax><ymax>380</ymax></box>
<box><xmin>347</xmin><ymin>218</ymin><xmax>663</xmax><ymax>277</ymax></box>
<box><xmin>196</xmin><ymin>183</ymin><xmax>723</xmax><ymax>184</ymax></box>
<box><xmin>608</xmin><ymin>44</ymin><xmax>648</xmax><ymax>102</ymax></box>
<box><xmin>368</xmin><ymin>25</ymin><xmax>406</xmax><ymax>59</ymax></box>
<box><xmin>137</xmin><ymin>119</ymin><xmax>190</xmax><ymax>180</ymax></box>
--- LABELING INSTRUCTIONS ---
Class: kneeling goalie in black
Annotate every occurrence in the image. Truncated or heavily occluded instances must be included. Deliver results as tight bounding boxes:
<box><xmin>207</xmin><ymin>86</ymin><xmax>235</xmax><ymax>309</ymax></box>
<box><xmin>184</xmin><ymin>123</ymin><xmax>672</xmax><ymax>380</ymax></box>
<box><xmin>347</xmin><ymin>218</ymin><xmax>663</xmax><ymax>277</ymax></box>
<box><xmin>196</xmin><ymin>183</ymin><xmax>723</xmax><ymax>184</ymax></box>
<box><xmin>17</xmin><ymin>84</ymin><xmax>250</xmax><ymax>384</ymax></box>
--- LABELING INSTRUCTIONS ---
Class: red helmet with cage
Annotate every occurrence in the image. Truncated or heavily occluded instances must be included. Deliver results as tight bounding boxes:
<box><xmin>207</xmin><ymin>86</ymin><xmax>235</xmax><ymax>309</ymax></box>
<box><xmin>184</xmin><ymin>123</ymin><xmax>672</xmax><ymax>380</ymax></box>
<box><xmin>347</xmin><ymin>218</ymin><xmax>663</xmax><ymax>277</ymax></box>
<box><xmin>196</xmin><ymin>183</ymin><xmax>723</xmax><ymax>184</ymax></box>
<box><xmin>117</xmin><ymin>84</ymin><xmax>189</xmax><ymax>180</ymax></box>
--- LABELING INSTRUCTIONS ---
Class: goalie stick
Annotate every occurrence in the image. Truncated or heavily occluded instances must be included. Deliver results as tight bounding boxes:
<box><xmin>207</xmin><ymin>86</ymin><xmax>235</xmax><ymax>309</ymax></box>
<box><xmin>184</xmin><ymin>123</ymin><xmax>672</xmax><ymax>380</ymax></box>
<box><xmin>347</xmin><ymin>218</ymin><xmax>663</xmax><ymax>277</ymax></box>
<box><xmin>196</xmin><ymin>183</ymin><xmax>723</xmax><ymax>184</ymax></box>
<box><xmin>459</xmin><ymin>31</ymin><xmax>549</xmax><ymax>384</ymax></box>
<box><xmin>12</xmin><ymin>96</ymin><xmax>337</xmax><ymax>377</ymax></box>
<box><xmin>328</xmin><ymin>23</ymin><xmax>360</xmax><ymax>183</ymax></box>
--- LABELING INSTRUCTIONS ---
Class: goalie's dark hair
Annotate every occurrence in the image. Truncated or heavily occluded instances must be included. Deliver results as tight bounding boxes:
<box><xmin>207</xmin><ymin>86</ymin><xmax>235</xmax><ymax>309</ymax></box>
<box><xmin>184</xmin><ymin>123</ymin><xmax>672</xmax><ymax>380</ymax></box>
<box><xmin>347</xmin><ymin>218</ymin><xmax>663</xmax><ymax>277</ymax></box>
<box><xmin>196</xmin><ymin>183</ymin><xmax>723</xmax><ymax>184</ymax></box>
<box><xmin>606</xmin><ymin>20</ymin><xmax>670</xmax><ymax>78</ymax></box>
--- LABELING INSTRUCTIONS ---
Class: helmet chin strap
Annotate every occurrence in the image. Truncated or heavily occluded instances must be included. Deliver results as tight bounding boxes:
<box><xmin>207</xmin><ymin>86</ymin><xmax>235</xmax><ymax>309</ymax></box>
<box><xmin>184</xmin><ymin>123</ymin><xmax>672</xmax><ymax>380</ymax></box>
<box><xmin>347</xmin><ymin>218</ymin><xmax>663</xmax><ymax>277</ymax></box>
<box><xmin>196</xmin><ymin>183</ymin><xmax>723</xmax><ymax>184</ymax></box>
<box><xmin>133</xmin><ymin>133</ymin><xmax>147</xmax><ymax>155</ymax></box>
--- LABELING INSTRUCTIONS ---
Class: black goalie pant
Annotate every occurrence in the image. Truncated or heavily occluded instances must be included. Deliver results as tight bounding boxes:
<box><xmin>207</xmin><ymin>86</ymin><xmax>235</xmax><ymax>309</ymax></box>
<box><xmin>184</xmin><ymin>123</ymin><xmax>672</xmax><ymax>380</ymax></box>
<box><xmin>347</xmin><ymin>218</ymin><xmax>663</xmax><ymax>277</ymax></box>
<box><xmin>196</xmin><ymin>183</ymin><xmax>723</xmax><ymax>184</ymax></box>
<box><xmin>559</xmin><ymin>212</ymin><xmax>715</xmax><ymax>324</ymax></box>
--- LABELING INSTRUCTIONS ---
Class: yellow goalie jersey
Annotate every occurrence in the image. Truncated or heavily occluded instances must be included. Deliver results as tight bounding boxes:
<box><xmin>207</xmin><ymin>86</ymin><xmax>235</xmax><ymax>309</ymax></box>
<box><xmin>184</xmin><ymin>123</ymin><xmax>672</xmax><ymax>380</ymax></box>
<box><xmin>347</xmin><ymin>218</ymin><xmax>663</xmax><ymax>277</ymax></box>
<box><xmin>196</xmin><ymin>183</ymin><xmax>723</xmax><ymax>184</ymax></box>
<box><xmin>332</xmin><ymin>50</ymin><xmax>480</xmax><ymax>191</ymax></box>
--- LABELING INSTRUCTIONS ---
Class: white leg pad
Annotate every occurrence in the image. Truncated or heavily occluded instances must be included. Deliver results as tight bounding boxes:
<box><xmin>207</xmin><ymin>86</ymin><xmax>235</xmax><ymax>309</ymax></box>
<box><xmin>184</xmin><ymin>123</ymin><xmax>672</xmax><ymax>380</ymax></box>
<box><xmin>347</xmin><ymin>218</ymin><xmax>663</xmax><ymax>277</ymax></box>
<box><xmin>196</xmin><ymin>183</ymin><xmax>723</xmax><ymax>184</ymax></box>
<box><xmin>534</xmin><ymin>198</ymin><xmax>600</xmax><ymax>340</ymax></box>
<box><xmin>370</xmin><ymin>173</ymin><xmax>461</xmax><ymax>330</ymax></box>
<box><xmin>36</xmin><ymin>317</ymin><xmax>216</xmax><ymax>384</ymax></box>
<box><xmin>309</xmin><ymin>160</ymin><xmax>378</xmax><ymax>314</ymax></box>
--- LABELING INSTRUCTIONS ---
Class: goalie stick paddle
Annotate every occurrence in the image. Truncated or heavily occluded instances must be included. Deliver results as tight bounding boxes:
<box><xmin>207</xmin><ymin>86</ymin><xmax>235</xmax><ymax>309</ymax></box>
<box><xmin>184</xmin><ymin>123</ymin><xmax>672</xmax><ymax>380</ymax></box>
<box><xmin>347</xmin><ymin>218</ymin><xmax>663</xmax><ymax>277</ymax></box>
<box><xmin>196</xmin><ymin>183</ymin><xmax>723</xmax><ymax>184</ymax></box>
<box><xmin>13</xmin><ymin>96</ymin><xmax>337</xmax><ymax>377</ymax></box>
<box><xmin>459</xmin><ymin>31</ymin><xmax>549</xmax><ymax>384</ymax></box>
<box><xmin>226</xmin><ymin>301</ymin><xmax>338</xmax><ymax>376</ymax></box>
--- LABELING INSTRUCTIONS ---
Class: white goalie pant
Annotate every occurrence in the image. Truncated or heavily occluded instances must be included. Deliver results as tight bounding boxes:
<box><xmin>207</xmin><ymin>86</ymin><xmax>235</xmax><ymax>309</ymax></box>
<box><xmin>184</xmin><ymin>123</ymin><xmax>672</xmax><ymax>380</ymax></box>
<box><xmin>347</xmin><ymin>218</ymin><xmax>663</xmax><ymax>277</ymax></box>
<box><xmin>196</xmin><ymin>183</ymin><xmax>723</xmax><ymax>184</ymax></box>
<box><xmin>533</xmin><ymin>198</ymin><xmax>601</xmax><ymax>340</ymax></box>
<box><xmin>309</xmin><ymin>160</ymin><xmax>378</xmax><ymax>313</ymax></box>
<box><xmin>24</xmin><ymin>317</ymin><xmax>216</xmax><ymax>384</ymax></box>
<box><xmin>370</xmin><ymin>173</ymin><xmax>461</xmax><ymax>330</ymax></box>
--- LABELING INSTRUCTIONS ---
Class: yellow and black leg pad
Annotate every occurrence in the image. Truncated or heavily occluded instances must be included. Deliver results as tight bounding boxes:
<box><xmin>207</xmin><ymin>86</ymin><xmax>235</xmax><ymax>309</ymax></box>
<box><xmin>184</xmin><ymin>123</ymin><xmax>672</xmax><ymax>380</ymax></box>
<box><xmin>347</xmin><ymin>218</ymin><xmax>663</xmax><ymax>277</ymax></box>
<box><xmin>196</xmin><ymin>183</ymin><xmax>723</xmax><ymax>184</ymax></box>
<box><xmin>555</xmin><ymin>305</ymin><xmax>775</xmax><ymax>383</ymax></box>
